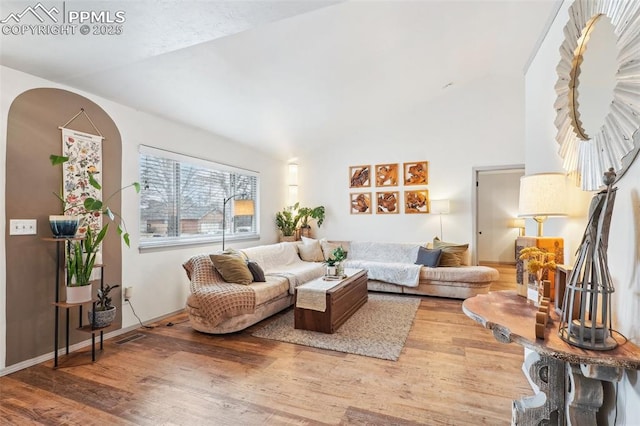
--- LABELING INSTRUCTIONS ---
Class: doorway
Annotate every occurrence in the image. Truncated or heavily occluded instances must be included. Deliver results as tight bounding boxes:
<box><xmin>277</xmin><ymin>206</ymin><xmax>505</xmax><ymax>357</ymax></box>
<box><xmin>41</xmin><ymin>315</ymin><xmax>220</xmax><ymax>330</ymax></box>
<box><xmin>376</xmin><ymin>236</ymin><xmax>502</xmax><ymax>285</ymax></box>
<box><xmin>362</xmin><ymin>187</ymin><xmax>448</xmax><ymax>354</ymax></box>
<box><xmin>472</xmin><ymin>165</ymin><xmax>524</xmax><ymax>265</ymax></box>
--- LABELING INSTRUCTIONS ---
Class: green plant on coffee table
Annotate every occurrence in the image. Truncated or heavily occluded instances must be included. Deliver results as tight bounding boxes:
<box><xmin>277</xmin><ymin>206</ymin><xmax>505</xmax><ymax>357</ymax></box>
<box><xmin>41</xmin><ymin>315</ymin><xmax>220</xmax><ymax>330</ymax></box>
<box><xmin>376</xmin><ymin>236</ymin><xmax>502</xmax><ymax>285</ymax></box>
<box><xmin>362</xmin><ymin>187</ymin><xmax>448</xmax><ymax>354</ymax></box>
<box><xmin>325</xmin><ymin>246</ymin><xmax>347</xmax><ymax>266</ymax></box>
<box><xmin>518</xmin><ymin>246</ymin><xmax>556</xmax><ymax>282</ymax></box>
<box><xmin>275</xmin><ymin>204</ymin><xmax>300</xmax><ymax>237</ymax></box>
<box><xmin>96</xmin><ymin>283</ymin><xmax>120</xmax><ymax>311</ymax></box>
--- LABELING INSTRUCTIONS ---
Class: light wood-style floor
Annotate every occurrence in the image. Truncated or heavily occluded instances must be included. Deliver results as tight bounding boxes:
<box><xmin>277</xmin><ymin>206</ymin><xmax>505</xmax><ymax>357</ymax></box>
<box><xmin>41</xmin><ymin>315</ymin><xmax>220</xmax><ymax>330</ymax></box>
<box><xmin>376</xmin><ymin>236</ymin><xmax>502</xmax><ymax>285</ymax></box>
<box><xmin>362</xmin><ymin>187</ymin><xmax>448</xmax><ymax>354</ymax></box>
<box><xmin>1</xmin><ymin>264</ymin><xmax>530</xmax><ymax>425</ymax></box>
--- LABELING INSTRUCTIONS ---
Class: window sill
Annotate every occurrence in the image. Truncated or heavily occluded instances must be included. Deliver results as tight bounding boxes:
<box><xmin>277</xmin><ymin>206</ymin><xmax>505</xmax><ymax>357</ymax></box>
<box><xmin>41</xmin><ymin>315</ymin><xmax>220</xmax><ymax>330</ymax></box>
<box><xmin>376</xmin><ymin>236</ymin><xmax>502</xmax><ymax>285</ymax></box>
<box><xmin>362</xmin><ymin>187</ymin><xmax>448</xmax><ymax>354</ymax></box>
<box><xmin>138</xmin><ymin>234</ymin><xmax>260</xmax><ymax>252</ymax></box>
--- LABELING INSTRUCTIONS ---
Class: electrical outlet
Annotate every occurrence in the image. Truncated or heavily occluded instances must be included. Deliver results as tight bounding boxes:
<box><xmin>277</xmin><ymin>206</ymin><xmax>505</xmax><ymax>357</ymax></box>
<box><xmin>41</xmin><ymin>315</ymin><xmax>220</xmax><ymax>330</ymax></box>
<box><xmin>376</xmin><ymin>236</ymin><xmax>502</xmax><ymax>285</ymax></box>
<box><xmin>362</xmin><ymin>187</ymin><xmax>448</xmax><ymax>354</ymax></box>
<box><xmin>124</xmin><ymin>286</ymin><xmax>133</xmax><ymax>300</ymax></box>
<box><xmin>10</xmin><ymin>219</ymin><xmax>37</xmax><ymax>235</ymax></box>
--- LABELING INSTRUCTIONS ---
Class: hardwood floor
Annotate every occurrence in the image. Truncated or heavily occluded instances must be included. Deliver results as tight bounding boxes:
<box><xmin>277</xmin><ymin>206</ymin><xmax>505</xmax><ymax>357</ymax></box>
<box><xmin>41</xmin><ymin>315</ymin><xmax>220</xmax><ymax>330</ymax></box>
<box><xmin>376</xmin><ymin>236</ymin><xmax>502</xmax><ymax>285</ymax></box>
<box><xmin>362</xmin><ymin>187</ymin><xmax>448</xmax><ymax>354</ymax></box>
<box><xmin>1</xmin><ymin>264</ymin><xmax>529</xmax><ymax>425</ymax></box>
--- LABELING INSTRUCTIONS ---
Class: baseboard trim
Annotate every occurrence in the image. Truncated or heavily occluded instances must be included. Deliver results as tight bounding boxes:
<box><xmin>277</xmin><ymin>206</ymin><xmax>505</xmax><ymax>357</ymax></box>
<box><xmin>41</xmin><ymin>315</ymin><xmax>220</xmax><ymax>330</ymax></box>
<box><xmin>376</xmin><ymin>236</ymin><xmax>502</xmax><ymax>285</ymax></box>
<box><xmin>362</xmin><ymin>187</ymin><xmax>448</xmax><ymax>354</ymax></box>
<box><xmin>0</xmin><ymin>309</ymin><xmax>184</xmax><ymax>377</ymax></box>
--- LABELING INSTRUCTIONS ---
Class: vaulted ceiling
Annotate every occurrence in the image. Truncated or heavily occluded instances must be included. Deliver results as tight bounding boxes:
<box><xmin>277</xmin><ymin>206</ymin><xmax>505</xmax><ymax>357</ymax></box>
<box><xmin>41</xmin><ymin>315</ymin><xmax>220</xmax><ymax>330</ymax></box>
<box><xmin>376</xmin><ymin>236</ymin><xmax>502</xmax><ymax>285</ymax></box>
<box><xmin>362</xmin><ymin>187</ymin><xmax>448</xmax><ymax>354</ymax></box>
<box><xmin>0</xmin><ymin>0</ymin><xmax>560</xmax><ymax>159</ymax></box>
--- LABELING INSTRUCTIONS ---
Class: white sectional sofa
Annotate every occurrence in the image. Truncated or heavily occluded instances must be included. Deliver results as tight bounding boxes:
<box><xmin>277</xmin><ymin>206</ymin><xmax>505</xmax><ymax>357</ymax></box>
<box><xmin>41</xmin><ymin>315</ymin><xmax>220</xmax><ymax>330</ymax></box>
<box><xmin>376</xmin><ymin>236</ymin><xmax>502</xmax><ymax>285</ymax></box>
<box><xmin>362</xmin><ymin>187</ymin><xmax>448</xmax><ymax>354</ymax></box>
<box><xmin>342</xmin><ymin>241</ymin><xmax>499</xmax><ymax>299</ymax></box>
<box><xmin>182</xmin><ymin>240</ymin><xmax>499</xmax><ymax>334</ymax></box>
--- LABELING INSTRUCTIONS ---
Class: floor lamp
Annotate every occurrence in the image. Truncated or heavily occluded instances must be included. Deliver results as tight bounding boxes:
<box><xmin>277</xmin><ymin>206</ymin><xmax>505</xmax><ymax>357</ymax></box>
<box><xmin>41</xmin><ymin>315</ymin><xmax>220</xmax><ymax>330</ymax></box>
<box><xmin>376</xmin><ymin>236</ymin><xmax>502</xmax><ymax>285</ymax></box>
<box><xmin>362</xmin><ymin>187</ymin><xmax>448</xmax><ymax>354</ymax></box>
<box><xmin>430</xmin><ymin>199</ymin><xmax>450</xmax><ymax>240</ymax></box>
<box><xmin>222</xmin><ymin>194</ymin><xmax>254</xmax><ymax>250</ymax></box>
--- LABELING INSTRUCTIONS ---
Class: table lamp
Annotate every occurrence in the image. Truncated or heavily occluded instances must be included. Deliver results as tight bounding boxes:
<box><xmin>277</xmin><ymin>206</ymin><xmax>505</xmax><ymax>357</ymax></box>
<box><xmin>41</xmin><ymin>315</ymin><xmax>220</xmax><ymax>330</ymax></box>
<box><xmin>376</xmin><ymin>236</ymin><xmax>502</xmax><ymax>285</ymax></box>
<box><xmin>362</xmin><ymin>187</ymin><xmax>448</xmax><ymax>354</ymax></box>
<box><xmin>518</xmin><ymin>173</ymin><xmax>568</xmax><ymax>236</ymax></box>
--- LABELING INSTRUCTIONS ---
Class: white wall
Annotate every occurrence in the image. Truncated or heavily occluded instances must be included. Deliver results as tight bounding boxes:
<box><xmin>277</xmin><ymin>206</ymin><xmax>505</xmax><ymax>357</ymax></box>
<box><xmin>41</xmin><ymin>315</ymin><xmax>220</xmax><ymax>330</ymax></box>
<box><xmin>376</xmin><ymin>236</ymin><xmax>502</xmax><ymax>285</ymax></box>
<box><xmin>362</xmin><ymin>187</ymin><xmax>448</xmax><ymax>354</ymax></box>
<box><xmin>526</xmin><ymin>1</ymin><xmax>640</xmax><ymax>424</ymax></box>
<box><xmin>296</xmin><ymin>73</ymin><xmax>526</xmax><ymax>251</ymax></box>
<box><xmin>0</xmin><ymin>65</ymin><xmax>286</xmax><ymax>370</ymax></box>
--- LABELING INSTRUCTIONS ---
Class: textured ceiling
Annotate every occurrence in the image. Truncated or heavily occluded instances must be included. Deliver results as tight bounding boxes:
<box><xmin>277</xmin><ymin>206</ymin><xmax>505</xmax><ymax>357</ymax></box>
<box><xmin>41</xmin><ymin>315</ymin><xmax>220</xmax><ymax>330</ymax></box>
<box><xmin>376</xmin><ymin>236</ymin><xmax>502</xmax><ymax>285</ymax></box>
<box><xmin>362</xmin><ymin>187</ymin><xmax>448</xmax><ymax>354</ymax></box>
<box><xmin>0</xmin><ymin>0</ymin><xmax>559</xmax><ymax>159</ymax></box>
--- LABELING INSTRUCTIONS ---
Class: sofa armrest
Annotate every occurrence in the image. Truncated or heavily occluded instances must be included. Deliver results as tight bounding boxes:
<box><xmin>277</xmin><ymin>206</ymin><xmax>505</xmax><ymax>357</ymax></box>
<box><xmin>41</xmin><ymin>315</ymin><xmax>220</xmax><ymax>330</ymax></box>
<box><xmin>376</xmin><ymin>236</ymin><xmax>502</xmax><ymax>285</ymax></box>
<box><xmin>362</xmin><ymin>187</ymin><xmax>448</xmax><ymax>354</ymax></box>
<box><xmin>183</xmin><ymin>254</ymin><xmax>226</xmax><ymax>293</ymax></box>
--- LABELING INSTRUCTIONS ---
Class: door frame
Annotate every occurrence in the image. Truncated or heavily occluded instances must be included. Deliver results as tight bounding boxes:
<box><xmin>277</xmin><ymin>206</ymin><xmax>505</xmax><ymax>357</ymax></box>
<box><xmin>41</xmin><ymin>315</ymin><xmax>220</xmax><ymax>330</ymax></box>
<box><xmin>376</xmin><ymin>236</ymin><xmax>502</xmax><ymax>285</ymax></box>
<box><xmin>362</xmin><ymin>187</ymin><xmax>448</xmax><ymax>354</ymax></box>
<box><xmin>471</xmin><ymin>164</ymin><xmax>524</xmax><ymax>266</ymax></box>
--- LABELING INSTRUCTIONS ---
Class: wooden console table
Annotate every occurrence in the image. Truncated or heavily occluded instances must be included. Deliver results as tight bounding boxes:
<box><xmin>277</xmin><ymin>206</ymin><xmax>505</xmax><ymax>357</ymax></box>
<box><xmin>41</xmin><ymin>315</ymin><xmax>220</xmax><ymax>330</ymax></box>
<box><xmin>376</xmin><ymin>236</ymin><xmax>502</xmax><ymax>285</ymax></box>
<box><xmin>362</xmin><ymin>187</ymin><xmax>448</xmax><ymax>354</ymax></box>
<box><xmin>462</xmin><ymin>291</ymin><xmax>640</xmax><ymax>425</ymax></box>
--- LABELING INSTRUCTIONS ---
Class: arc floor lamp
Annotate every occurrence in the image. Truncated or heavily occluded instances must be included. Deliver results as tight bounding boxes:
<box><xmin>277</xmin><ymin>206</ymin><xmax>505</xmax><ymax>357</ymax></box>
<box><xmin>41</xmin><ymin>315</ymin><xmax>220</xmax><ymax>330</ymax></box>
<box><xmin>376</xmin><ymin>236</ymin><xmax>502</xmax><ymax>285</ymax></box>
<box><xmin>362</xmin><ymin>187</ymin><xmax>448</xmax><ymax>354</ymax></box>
<box><xmin>222</xmin><ymin>194</ymin><xmax>254</xmax><ymax>250</ymax></box>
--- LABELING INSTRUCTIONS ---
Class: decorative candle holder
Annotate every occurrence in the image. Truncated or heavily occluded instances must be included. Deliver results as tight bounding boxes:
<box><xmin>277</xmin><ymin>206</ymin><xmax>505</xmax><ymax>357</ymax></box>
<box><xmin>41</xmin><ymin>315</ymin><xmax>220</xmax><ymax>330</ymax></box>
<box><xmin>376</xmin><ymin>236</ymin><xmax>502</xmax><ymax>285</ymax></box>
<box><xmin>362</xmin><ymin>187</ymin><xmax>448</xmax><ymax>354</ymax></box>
<box><xmin>558</xmin><ymin>169</ymin><xmax>618</xmax><ymax>350</ymax></box>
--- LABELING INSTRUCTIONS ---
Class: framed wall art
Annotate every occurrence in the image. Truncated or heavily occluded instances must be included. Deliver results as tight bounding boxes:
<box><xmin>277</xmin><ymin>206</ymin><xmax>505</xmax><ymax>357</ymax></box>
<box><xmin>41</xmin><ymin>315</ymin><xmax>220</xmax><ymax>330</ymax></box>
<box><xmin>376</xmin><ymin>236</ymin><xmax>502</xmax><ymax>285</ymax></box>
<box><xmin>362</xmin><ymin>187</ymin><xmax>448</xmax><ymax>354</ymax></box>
<box><xmin>403</xmin><ymin>161</ymin><xmax>428</xmax><ymax>185</ymax></box>
<box><xmin>350</xmin><ymin>192</ymin><xmax>371</xmax><ymax>214</ymax></box>
<box><xmin>404</xmin><ymin>190</ymin><xmax>429</xmax><ymax>214</ymax></box>
<box><xmin>376</xmin><ymin>191</ymin><xmax>399</xmax><ymax>214</ymax></box>
<box><xmin>375</xmin><ymin>163</ymin><xmax>399</xmax><ymax>187</ymax></box>
<box><xmin>349</xmin><ymin>165</ymin><xmax>371</xmax><ymax>188</ymax></box>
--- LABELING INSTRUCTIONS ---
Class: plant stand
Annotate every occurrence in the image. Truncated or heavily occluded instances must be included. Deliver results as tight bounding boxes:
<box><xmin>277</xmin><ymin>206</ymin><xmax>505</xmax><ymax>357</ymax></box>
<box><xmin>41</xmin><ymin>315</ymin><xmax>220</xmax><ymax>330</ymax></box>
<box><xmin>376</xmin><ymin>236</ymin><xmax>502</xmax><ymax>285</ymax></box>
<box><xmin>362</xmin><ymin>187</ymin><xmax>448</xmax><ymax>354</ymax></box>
<box><xmin>44</xmin><ymin>237</ymin><xmax>110</xmax><ymax>368</ymax></box>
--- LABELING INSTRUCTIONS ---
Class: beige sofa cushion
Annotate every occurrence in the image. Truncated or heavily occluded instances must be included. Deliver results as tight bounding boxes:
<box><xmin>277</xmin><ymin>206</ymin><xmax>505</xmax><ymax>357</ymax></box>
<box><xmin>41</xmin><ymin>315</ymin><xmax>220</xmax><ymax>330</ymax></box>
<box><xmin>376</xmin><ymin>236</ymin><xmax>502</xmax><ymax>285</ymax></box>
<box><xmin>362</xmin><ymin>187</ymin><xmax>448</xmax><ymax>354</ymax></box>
<box><xmin>250</xmin><ymin>275</ymin><xmax>290</xmax><ymax>305</ymax></box>
<box><xmin>298</xmin><ymin>240</ymin><xmax>325</xmax><ymax>262</ymax></box>
<box><xmin>433</xmin><ymin>237</ymin><xmax>469</xmax><ymax>267</ymax></box>
<box><xmin>419</xmin><ymin>265</ymin><xmax>499</xmax><ymax>283</ymax></box>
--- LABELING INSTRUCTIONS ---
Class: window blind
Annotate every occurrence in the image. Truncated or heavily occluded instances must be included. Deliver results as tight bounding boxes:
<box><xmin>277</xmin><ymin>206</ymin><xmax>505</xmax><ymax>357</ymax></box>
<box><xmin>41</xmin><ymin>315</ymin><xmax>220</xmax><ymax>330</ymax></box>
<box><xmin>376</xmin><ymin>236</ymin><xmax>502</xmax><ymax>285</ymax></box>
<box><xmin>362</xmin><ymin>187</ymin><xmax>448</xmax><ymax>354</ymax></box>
<box><xmin>139</xmin><ymin>145</ymin><xmax>259</xmax><ymax>249</ymax></box>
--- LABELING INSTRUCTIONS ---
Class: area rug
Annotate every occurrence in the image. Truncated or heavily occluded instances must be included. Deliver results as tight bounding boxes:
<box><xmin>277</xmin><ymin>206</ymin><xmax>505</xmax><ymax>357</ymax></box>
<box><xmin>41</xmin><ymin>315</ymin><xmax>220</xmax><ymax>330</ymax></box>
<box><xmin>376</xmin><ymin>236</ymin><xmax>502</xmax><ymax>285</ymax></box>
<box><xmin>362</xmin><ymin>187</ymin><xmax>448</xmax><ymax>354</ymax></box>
<box><xmin>251</xmin><ymin>293</ymin><xmax>420</xmax><ymax>361</ymax></box>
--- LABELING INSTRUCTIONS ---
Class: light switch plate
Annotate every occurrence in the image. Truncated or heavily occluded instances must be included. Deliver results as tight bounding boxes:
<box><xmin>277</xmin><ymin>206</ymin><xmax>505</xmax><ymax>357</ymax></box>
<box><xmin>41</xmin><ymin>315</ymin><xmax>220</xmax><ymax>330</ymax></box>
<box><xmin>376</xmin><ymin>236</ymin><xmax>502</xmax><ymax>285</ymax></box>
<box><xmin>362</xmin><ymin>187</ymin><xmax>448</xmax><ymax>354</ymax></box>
<box><xmin>10</xmin><ymin>219</ymin><xmax>37</xmax><ymax>235</ymax></box>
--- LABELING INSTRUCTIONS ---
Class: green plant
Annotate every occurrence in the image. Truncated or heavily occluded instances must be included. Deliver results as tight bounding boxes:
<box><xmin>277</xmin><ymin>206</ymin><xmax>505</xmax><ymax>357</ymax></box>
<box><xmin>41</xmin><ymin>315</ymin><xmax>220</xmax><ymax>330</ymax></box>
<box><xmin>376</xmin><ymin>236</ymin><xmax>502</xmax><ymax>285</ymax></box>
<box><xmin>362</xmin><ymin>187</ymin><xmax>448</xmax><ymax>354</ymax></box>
<box><xmin>275</xmin><ymin>205</ymin><xmax>300</xmax><ymax>236</ymax></box>
<box><xmin>325</xmin><ymin>246</ymin><xmax>347</xmax><ymax>266</ymax></box>
<box><xmin>296</xmin><ymin>205</ymin><xmax>325</xmax><ymax>228</ymax></box>
<box><xmin>66</xmin><ymin>225</ymin><xmax>108</xmax><ymax>287</ymax></box>
<box><xmin>96</xmin><ymin>283</ymin><xmax>120</xmax><ymax>311</ymax></box>
<box><xmin>50</xmin><ymin>154</ymin><xmax>140</xmax><ymax>246</ymax></box>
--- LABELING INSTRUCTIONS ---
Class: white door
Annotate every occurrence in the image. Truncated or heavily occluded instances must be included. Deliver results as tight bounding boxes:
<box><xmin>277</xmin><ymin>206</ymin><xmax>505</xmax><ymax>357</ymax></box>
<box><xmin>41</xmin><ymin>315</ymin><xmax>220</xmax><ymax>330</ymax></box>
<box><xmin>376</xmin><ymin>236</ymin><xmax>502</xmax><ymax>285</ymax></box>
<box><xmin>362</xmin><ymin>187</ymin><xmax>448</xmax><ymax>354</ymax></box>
<box><xmin>476</xmin><ymin>168</ymin><xmax>524</xmax><ymax>264</ymax></box>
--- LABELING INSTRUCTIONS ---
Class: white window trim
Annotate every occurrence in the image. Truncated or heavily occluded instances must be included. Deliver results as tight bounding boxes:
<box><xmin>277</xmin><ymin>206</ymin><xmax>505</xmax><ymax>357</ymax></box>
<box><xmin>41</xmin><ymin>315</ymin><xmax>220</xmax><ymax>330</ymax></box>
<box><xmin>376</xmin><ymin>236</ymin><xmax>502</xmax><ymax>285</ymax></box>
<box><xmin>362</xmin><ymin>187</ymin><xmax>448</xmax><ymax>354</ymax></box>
<box><xmin>138</xmin><ymin>145</ymin><xmax>260</xmax><ymax>251</ymax></box>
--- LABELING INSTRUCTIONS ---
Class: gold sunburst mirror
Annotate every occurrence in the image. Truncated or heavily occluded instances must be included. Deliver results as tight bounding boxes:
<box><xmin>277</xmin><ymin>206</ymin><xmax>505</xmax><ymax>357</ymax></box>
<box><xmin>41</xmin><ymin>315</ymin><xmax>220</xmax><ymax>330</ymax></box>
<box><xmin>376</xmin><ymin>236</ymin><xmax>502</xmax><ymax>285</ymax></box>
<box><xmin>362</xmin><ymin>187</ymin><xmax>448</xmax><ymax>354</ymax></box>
<box><xmin>554</xmin><ymin>0</ymin><xmax>640</xmax><ymax>191</ymax></box>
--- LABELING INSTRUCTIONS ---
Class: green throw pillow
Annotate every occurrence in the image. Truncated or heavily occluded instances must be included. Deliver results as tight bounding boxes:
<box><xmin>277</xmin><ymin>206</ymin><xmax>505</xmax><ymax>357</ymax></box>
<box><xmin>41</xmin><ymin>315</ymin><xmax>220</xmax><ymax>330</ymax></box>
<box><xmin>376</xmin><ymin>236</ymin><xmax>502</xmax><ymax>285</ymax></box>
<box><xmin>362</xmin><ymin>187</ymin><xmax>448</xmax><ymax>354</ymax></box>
<box><xmin>210</xmin><ymin>254</ymin><xmax>253</xmax><ymax>285</ymax></box>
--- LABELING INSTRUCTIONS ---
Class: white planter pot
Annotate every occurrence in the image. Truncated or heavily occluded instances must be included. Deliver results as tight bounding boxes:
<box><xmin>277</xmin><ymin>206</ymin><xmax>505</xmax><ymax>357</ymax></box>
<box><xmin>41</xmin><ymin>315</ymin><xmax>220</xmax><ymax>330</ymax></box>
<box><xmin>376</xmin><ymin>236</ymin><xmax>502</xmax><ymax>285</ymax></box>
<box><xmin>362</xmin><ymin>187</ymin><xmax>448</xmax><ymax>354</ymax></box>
<box><xmin>66</xmin><ymin>284</ymin><xmax>92</xmax><ymax>304</ymax></box>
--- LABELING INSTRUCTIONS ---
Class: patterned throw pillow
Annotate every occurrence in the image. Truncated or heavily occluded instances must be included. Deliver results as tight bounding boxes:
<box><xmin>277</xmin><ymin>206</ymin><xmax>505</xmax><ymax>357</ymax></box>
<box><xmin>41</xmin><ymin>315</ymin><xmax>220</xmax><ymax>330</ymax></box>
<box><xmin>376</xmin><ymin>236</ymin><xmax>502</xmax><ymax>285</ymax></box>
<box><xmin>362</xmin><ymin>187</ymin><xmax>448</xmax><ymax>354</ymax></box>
<box><xmin>433</xmin><ymin>237</ymin><xmax>469</xmax><ymax>267</ymax></box>
<box><xmin>415</xmin><ymin>247</ymin><xmax>442</xmax><ymax>267</ymax></box>
<box><xmin>210</xmin><ymin>254</ymin><xmax>253</xmax><ymax>285</ymax></box>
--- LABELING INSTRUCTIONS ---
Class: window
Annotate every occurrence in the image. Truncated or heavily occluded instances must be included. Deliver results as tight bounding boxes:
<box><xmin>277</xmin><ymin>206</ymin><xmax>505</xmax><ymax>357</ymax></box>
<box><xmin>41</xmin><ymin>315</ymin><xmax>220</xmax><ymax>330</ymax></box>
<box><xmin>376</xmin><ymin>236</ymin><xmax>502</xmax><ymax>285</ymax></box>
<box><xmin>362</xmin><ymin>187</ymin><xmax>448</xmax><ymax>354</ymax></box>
<box><xmin>139</xmin><ymin>145</ymin><xmax>259</xmax><ymax>249</ymax></box>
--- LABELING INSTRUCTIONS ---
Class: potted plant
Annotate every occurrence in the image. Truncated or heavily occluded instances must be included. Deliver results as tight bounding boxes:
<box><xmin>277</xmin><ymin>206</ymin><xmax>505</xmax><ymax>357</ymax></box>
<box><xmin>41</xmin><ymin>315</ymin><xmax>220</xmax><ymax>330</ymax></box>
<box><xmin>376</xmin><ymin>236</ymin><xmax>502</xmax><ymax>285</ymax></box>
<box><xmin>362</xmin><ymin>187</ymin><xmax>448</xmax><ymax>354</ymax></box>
<box><xmin>275</xmin><ymin>204</ymin><xmax>300</xmax><ymax>242</ymax></box>
<box><xmin>325</xmin><ymin>246</ymin><xmax>347</xmax><ymax>277</ymax></box>
<box><xmin>50</xmin><ymin>154</ymin><xmax>140</xmax><ymax>302</ymax></box>
<box><xmin>295</xmin><ymin>205</ymin><xmax>325</xmax><ymax>238</ymax></box>
<box><xmin>65</xmin><ymin>225</ymin><xmax>108</xmax><ymax>303</ymax></box>
<box><xmin>49</xmin><ymin>155</ymin><xmax>140</xmax><ymax>245</ymax></box>
<box><xmin>87</xmin><ymin>283</ymin><xmax>120</xmax><ymax>328</ymax></box>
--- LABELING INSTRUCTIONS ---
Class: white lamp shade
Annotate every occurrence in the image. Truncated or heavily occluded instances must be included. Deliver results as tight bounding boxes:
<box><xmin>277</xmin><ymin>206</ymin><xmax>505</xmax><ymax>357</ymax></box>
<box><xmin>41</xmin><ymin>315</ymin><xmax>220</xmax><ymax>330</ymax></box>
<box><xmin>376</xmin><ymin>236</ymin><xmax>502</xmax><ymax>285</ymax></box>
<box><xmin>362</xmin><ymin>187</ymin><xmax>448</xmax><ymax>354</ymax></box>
<box><xmin>518</xmin><ymin>173</ymin><xmax>568</xmax><ymax>217</ymax></box>
<box><xmin>430</xmin><ymin>199</ymin><xmax>450</xmax><ymax>214</ymax></box>
<box><xmin>234</xmin><ymin>199</ymin><xmax>255</xmax><ymax>216</ymax></box>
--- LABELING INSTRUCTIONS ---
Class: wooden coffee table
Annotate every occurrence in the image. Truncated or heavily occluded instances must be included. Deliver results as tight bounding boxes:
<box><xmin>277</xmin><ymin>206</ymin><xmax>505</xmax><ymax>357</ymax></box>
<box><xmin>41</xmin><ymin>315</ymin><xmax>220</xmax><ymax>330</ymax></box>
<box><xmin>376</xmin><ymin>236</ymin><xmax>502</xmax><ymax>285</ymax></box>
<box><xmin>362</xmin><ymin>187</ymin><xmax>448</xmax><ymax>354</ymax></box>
<box><xmin>294</xmin><ymin>269</ymin><xmax>368</xmax><ymax>334</ymax></box>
